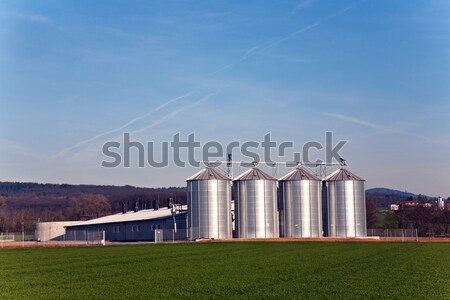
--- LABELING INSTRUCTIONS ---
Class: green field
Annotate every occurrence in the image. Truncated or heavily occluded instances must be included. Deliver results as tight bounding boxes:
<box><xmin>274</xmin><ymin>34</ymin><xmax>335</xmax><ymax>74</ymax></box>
<box><xmin>0</xmin><ymin>242</ymin><xmax>449</xmax><ymax>299</ymax></box>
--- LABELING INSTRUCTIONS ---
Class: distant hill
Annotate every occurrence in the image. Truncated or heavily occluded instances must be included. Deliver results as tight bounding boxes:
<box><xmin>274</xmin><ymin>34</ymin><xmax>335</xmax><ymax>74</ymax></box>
<box><xmin>0</xmin><ymin>181</ymin><xmax>187</xmax><ymax>210</ymax></box>
<box><xmin>366</xmin><ymin>188</ymin><xmax>416</xmax><ymax>198</ymax></box>
<box><xmin>365</xmin><ymin>187</ymin><xmax>438</xmax><ymax>209</ymax></box>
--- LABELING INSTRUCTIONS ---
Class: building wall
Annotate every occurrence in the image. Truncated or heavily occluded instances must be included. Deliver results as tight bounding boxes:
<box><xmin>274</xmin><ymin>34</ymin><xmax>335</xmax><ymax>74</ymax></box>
<box><xmin>65</xmin><ymin>213</ymin><xmax>187</xmax><ymax>242</ymax></box>
<box><xmin>34</xmin><ymin>221</ymin><xmax>83</xmax><ymax>242</ymax></box>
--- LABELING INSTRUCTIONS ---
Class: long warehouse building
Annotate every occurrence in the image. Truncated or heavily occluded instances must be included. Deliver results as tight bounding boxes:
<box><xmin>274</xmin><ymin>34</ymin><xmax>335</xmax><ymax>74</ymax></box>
<box><xmin>64</xmin><ymin>206</ymin><xmax>187</xmax><ymax>242</ymax></box>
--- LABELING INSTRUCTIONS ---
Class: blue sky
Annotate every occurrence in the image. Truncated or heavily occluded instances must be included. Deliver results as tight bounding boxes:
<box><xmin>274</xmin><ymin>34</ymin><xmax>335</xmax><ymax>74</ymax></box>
<box><xmin>0</xmin><ymin>0</ymin><xmax>449</xmax><ymax>196</ymax></box>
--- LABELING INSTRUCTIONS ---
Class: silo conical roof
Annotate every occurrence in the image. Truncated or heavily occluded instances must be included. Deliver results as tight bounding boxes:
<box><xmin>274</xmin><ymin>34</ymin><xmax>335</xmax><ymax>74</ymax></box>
<box><xmin>186</xmin><ymin>167</ymin><xmax>230</xmax><ymax>181</ymax></box>
<box><xmin>323</xmin><ymin>168</ymin><xmax>365</xmax><ymax>181</ymax></box>
<box><xmin>233</xmin><ymin>167</ymin><xmax>276</xmax><ymax>181</ymax></box>
<box><xmin>279</xmin><ymin>167</ymin><xmax>320</xmax><ymax>181</ymax></box>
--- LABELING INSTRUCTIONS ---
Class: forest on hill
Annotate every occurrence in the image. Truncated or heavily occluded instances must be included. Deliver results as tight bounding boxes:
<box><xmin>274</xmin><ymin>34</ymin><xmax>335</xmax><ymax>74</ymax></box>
<box><xmin>0</xmin><ymin>182</ymin><xmax>186</xmax><ymax>232</ymax></box>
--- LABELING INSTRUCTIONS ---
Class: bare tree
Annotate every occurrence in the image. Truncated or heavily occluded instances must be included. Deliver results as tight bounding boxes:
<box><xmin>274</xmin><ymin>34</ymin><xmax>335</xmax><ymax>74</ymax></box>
<box><xmin>73</xmin><ymin>193</ymin><xmax>112</xmax><ymax>220</ymax></box>
<box><xmin>366</xmin><ymin>197</ymin><xmax>379</xmax><ymax>228</ymax></box>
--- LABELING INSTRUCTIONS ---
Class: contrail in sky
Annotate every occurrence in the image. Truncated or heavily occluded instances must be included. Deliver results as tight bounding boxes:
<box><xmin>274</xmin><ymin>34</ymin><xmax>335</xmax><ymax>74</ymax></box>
<box><xmin>259</xmin><ymin>2</ymin><xmax>358</xmax><ymax>52</ymax></box>
<box><xmin>65</xmin><ymin>93</ymin><xmax>218</xmax><ymax>162</ymax></box>
<box><xmin>49</xmin><ymin>92</ymin><xmax>192</xmax><ymax>160</ymax></box>
<box><xmin>211</xmin><ymin>1</ymin><xmax>359</xmax><ymax>75</ymax></box>
<box><xmin>210</xmin><ymin>45</ymin><xmax>266</xmax><ymax>75</ymax></box>
<box><xmin>130</xmin><ymin>93</ymin><xmax>217</xmax><ymax>136</ymax></box>
<box><xmin>321</xmin><ymin>112</ymin><xmax>431</xmax><ymax>140</ymax></box>
<box><xmin>52</xmin><ymin>2</ymin><xmax>359</xmax><ymax>159</ymax></box>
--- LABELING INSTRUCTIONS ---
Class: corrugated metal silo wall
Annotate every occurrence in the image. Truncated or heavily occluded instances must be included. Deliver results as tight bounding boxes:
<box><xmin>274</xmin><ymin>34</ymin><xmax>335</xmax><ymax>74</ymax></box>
<box><xmin>326</xmin><ymin>180</ymin><xmax>367</xmax><ymax>237</ymax></box>
<box><xmin>187</xmin><ymin>180</ymin><xmax>232</xmax><ymax>240</ymax></box>
<box><xmin>279</xmin><ymin>180</ymin><xmax>322</xmax><ymax>238</ymax></box>
<box><xmin>234</xmin><ymin>180</ymin><xmax>279</xmax><ymax>238</ymax></box>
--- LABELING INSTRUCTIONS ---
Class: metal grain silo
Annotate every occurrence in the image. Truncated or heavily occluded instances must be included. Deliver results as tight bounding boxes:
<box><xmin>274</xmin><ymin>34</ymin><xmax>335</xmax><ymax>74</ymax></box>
<box><xmin>323</xmin><ymin>168</ymin><xmax>366</xmax><ymax>237</ymax></box>
<box><xmin>187</xmin><ymin>167</ymin><xmax>232</xmax><ymax>240</ymax></box>
<box><xmin>278</xmin><ymin>168</ymin><xmax>322</xmax><ymax>238</ymax></box>
<box><xmin>233</xmin><ymin>167</ymin><xmax>279</xmax><ymax>238</ymax></box>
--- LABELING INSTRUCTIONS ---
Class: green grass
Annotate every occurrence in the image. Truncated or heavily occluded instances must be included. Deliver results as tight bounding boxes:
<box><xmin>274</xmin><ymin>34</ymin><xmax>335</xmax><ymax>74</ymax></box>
<box><xmin>0</xmin><ymin>242</ymin><xmax>449</xmax><ymax>299</ymax></box>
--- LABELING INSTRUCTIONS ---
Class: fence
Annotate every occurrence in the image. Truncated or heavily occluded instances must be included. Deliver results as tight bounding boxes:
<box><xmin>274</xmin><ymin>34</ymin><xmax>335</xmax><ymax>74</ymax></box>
<box><xmin>152</xmin><ymin>228</ymin><xmax>187</xmax><ymax>243</ymax></box>
<box><xmin>155</xmin><ymin>229</ymin><xmax>164</xmax><ymax>243</ymax></box>
<box><xmin>0</xmin><ymin>231</ymin><xmax>35</xmax><ymax>248</ymax></box>
<box><xmin>64</xmin><ymin>228</ymin><xmax>187</xmax><ymax>244</ymax></box>
<box><xmin>0</xmin><ymin>233</ymin><xmax>15</xmax><ymax>242</ymax></box>
<box><xmin>367</xmin><ymin>228</ymin><xmax>418</xmax><ymax>242</ymax></box>
<box><xmin>63</xmin><ymin>230</ymin><xmax>105</xmax><ymax>245</ymax></box>
<box><xmin>1</xmin><ymin>227</ymin><xmax>189</xmax><ymax>247</ymax></box>
<box><xmin>0</xmin><ymin>232</ymin><xmax>34</xmax><ymax>241</ymax></box>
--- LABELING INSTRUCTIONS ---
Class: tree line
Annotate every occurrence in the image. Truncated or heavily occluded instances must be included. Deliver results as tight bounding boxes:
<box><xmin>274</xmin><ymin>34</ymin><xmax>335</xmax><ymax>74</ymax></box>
<box><xmin>366</xmin><ymin>194</ymin><xmax>450</xmax><ymax>237</ymax></box>
<box><xmin>0</xmin><ymin>182</ymin><xmax>186</xmax><ymax>232</ymax></box>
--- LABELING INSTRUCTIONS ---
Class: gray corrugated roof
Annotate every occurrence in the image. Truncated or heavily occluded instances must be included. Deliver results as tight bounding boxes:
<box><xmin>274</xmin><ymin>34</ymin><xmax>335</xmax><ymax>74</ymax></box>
<box><xmin>66</xmin><ymin>206</ymin><xmax>188</xmax><ymax>227</ymax></box>
<box><xmin>323</xmin><ymin>168</ymin><xmax>365</xmax><ymax>181</ymax></box>
<box><xmin>233</xmin><ymin>167</ymin><xmax>276</xmax><ymax>181</ymax></box>
<box><xmin>279</xmin><ymin>167</ymin><xmax>320</xmax><ymax>181</ymax></box>
<box><xmin>186</xmin><ymin>167</ymin><xmax>230</xmax><ymax>181</ymax></box>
